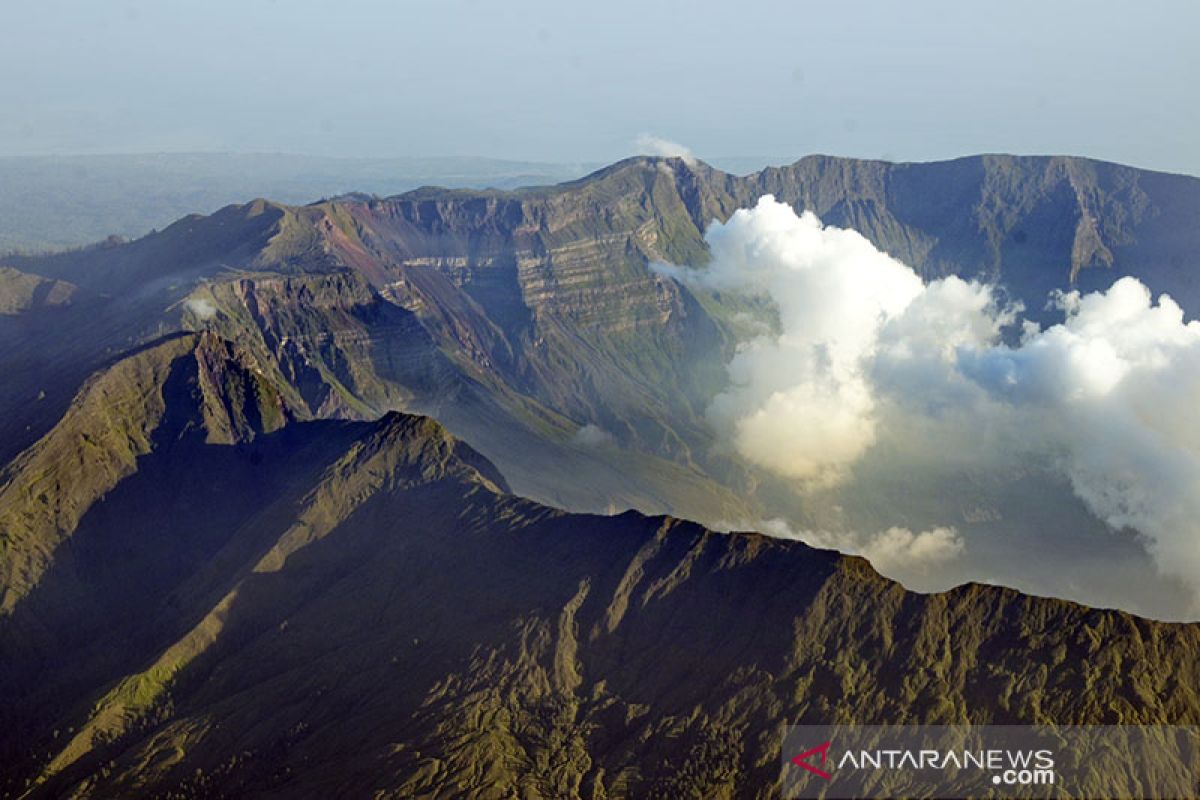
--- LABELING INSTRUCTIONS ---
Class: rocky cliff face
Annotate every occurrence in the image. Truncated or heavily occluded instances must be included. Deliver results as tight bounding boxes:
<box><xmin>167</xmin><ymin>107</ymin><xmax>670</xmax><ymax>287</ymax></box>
<box><xmin>3</xmin><ymin>154</ymin><xmax>1198</xmax><ymax>536</ymax></box>
<box><xmin>748</xmin><ymin>155</ymin><xmax>1200</xmax><ymax>316</ymax></box>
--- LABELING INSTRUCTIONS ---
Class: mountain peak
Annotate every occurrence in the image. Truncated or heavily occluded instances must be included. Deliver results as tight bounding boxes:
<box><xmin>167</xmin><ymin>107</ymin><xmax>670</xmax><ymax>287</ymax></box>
<box><xmin>350</xmin><ymin>409</ymin><xmax>512</xmax><ymax>495</ymax></box>
<box><xmin>0</xmin><ymin>332</ymin><xmax>294</xmax><ymax>613</ymax></box>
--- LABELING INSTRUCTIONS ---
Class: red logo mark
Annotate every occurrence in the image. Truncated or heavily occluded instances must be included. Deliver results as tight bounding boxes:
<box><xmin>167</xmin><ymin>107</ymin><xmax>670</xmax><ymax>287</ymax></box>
<box><xmin>791</xmin><ymin>741</ymin><xmax>832</xmax><ymax>780</ymax></box>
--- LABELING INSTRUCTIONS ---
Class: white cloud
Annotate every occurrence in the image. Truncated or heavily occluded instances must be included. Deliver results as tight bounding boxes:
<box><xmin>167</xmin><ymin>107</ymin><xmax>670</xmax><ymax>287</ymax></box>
<box><xmin>760</xmin><ymin>518</ymin><xmax>965</xmax><ymax>582</ymax></box>
<box><xmin>665</xmin><ymin>195</ymin><xmax>1200</xmax><ymax>605</ymax></box>
<box><xmin>572</xmin><ymin>423</ymin><xmax>616</xmax><ymax>448</ymax></box>
<box><xmin>673</xmin><ymin>195</ymin><xmax>1010</xmax><ymax>487</ymax></box>
<box><xmin>184</xmin><ymin>297</ymin><xmax>217</xmax><ymax>320</ymax></box>
<box><xmin>634</xmin><ymin>134</ymin><xmax>696</xmax><ymax>166</ymax></box>
<box><xmin>959</xmin><ymin>277</ymin><xmax>1200</xmax><ymax>591</ymax></box>
<box><xmin>857</xmin><ymin>526</ymin><xmax>966</xmax><ymax>574</ymax></box>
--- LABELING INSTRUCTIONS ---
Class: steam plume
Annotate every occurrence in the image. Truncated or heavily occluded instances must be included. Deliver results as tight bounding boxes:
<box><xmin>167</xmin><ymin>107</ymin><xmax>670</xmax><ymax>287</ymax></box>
<box><xmin>668</xmin><ymin>195</ymin><xmax>1200</xmax><ymax>605</ymax></box>
<box><xmin>635</xmin><ymin>134</ymin><xmax>697</xmax><ymax>166</ymax></box>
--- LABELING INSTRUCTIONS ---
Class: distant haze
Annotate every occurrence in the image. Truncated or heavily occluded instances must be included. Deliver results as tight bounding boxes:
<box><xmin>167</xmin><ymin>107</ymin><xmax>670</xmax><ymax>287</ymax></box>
<box><xmin>3</xmin><ymin>0</ymin><xmax>1197</xmax><ymax>177</ymax></box>
<box><xmin>0</xmin><ymin>153</ymin><xmax>598</xmax><ymax>252</ymax></box>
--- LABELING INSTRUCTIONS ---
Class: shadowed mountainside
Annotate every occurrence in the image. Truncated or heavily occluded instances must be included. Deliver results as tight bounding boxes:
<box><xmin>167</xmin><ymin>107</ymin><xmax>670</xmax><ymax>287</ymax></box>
<box><xmin>1</xmin><ymin>333</ymin><xmax>1199</xmax><ymax>798</ymax></box>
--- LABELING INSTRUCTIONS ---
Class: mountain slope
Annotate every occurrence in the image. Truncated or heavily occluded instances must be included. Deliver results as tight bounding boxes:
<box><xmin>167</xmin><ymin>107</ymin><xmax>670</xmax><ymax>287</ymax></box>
<box><xmin>3</xmin><ymin>154</ymin><xmax>1198</xmax><ymax>588</ymax></box>
<box><xmin>0</xmin><ymin>267</ymin><xmax>77</xmax><ymax>315</ymax></box>
<box><xmin>0</xmin><ymin>332</ymin><xmax>293</xmax><ymax>614</ymax></box>
<box><xmin>1</xmin><ymin>340</ymin><xmax>1198</xmax><ymax>798</ymax></box>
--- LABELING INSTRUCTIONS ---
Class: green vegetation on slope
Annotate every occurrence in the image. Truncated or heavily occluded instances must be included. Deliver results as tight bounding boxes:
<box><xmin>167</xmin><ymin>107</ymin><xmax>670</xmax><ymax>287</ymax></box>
<box><xmin>1</xmin><ymin>384</ymin><xmax>1197</xmax><ymax>797</ymax></box>
<box><xmin>0</xmin><ymin>332</ymin><xmax>291</xmax><ymax>613</ymax></box>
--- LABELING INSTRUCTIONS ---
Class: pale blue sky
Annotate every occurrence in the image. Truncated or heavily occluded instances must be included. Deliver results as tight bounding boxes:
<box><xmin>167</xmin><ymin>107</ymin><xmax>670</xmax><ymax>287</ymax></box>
<box><xmin>3</xmin><ymin>0</ymin><xmax>1197</xmax><ymax>174</ymax></box>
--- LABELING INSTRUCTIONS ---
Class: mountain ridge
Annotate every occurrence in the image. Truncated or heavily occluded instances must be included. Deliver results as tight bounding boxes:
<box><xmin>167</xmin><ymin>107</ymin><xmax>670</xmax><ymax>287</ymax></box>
<box><xmin>2</xmin><ymin>333</ymin><xmax>1199</xmax><ymax>797</ymax></box>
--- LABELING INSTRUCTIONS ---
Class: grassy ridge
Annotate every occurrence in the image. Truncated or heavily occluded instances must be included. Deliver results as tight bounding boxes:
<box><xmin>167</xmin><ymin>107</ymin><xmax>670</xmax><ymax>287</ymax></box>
<box><xmin>0</xmin><ymin>366</ymin><xmax>1195</xmax><ymax>796</ymax></box>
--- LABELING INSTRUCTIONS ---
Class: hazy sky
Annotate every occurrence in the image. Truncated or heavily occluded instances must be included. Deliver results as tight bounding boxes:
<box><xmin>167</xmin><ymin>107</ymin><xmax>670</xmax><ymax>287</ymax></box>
<box><xmin>3</xmin><ymin>0</ymin><xmax>1197</xmax><ymax>174</ymax></box>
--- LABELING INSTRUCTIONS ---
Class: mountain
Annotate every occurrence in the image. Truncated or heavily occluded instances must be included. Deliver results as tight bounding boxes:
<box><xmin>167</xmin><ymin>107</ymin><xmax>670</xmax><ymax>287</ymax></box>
<box><xmin>2</xmin><ymin>154</ymin><xmax>1199</xmax><ymax>614</ymax></box>
<box><xmin>3</xmin><ymin>335</ymin><xmax>1199</xmax><ymax>798</ymax></box>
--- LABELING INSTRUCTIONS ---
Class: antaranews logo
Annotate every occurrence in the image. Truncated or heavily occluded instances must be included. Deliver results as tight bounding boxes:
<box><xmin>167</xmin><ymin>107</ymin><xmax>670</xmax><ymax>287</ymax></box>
<box><xmin>780</xmin><ymin>725</ymin><xmax>1200</xmax><ymax>800</ymax></box>
<box><xmin>788</xmin><ymin>738</ymin><xmax>1053</xmax><ymax>786</ymax></box>
<box><xmin>790</xmin><ymin>741</ymin><xmax>832</xmax><ymax>780</ymax></box>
